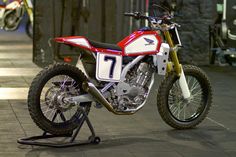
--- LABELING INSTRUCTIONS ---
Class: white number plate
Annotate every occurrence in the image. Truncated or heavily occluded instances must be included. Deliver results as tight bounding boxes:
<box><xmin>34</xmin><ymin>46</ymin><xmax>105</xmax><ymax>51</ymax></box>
<box><xmin>0</xmin><ymin>8</ymin><xmax>5</xmax><ymax>19</ymax></box>
<box><xmin>96</xmin><ymin>53</ymin><xmax>122</xmax><ymax>82</ymax></box>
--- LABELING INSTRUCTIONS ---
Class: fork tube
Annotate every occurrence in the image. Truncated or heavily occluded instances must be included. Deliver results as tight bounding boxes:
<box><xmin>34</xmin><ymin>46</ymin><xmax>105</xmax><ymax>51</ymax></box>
<box><xmin>164</xmin><ymin>30</ymin><xmax>181</xmax><ymax>76</ymax></box>
<box><xmin>23</xmin><ymin>0</ymin><xmax>33</xmax><ymax>23</ymax></box>
<box><xmin>164</xmin><ymin>30</ymin><xmax>191</xmax><ymax>99</ymax></box>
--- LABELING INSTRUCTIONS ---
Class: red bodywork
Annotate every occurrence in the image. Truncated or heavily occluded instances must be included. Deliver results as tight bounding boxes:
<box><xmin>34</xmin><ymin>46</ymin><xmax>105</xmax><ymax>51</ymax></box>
<box><xmin>0</xmin><ymin>0</ymin><xmax>21</xmax><ymax>9</ymax></box>
<box><xmin>55</xmin><ymin>30</ymin><xmax>162</xmax><ymax>56</ymax></box>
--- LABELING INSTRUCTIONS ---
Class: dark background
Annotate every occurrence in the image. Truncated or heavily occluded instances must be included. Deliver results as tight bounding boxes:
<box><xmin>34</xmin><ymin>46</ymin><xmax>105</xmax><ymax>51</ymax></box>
<box><xmin>33</xmin><ymin>0</ymin><xmax>224</xmax><ymax>67</ymax></box>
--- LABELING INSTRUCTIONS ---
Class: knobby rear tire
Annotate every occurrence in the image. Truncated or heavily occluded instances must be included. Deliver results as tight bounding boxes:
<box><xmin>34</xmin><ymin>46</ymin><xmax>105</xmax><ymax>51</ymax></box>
<box><xmin>28</xmin><ymin>63</ymin><xmax>90</xmax><ymax>135</ymax></box>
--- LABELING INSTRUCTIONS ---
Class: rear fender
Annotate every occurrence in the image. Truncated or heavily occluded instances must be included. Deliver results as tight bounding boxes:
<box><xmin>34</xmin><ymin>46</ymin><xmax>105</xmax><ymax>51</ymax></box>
<box><xmin>55</xmin><ymin>36</ymin><xmax>93</xmax><ymax>51</ymax></box>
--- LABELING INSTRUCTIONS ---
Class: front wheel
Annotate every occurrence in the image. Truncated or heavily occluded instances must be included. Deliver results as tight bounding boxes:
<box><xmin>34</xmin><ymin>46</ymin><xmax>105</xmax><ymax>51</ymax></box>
<box><xmin>157</xmin><ymin>65</ymin><xmax>212</xmax><ymax>129</ymax></box>
<box><xmin>25</xmin><ymin>20</ymin><xmax>33</xmax><ymax>39</ymax></box>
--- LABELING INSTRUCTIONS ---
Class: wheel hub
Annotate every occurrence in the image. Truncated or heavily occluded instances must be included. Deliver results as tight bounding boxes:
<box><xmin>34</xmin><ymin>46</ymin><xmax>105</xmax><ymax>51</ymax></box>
<box><xmin>55</xmin><ymin>92</ymin><xmax>75</xmax><ymax>112</ymax></box>
<box><xmin>45</xmin><ymin>86</ymin><xmax>75</xmax><ymax>112</ymax></box>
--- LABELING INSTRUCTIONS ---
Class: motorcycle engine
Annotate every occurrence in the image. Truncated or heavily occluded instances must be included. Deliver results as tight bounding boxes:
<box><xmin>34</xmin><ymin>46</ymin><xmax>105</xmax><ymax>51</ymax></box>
<box><xmin>108</xmin><ymin>62</ymin><xmax>153</xmax><ymax>111</ymax></box>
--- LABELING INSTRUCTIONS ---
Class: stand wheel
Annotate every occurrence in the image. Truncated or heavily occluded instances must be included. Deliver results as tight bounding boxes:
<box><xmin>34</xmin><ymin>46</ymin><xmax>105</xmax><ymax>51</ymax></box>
<box><xmin>88</xmin><ymin>136</ymin><xmax>100</xmax><ymax>144</ymax></box>
<box><xmin>93</xmin><ymin>137</ymin><xmax>101</xmax><ymax>144</ymax></box>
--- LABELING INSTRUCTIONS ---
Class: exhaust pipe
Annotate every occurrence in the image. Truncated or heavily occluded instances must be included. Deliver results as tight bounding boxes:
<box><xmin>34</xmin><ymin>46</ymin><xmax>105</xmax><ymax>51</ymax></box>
<box><xmin>82</xmin><ymin>82</ymin><xmax>133</xmax><ymax>115</ymax></box>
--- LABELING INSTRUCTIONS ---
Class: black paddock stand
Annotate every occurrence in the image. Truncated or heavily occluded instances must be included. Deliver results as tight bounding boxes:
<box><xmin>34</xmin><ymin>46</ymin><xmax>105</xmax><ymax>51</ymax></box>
<box><xmin>17</xmin><ymin>108</ymin><xmax>100</xmax><ymax>148</ymax></box>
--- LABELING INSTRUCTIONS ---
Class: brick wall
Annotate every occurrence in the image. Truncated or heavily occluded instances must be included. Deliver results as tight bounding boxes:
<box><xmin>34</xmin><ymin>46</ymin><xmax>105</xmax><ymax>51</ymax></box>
<box><xmin>34</xmin><ymin>0</ymin><xmax>216</xmax><ymax>67</ymax></box>
<box><xmin>151</xmin><ymin>0</ymin><xmax>215</xmax><ymax>65</ymax></box>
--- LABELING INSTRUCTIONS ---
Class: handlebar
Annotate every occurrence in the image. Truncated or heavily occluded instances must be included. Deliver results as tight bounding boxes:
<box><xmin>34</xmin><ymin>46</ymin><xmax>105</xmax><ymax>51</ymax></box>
<box><xmin>124</xmin><ymin>12</ymin><xmax>180</xmax><ymax>31</ymax></box>
<box><xmin>124</xmin><ymin>12</ymin><xmax>149</xmax><ymax>20</ymax></box>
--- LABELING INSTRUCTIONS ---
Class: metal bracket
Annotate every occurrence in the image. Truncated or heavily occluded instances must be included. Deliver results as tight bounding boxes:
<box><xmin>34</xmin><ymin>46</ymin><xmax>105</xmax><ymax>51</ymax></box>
<box><xmin>228</xmin><ymin>30</ymin><xmax>236</xmax><ymax>40</ymax></box>
<box><xmin>157</xmin><ymin>43</ymin><xmax>170</xmax><ymax>75</ymax></box>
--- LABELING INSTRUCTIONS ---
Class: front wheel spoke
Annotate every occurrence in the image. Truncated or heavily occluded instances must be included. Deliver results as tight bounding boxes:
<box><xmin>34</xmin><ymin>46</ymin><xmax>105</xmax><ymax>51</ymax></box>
<box><xmin>183</xmin><ymin>107</ymin><xmax>185</xmax><ymax>120</ymax></box>
<box><xmin>178</xmin><ymin>103</ymin><xmax>188</xmax><ymax>116</ymax></box>
<box><xmin>170</xmin><ymin>105</ymin><xmax>178</xmax><ymax>115</ymax></box>
<box><xmin>191</xmin><ymin>98</ymin><xmax>202</xmax><ymax>104</ymax></box>
<box><xmin>174</xmin><ymin>83</ymin><xmax>180</xmax><ymax>91</ymax></box>
<box><xmin>177</xmin><ymin>104</ymin><xmax>181</xmax><ymax>119</ymax></box>
<box><xmin>190</xmin><ymin>78</ymin><xmax>198</xmax><ymax>90</ymax></box>
<box><xmin>172</xmin><ymin>103</ymin><xmax>181</xmax><ymax>116</ymax></box>
<box><xmin>169</xmin><ymin>95</ymin><xmax>176</xmax><ymax>101</ymax></box>
<box><xmin>186</xmin><ymin>76</ymin><xmax>192</xmax><ymax>85</ymax></box>
<box><xmin>188</xmin><ymin>104</ymin><xmax>197</xmax><ymax>114</ymax></box>
<box><xmin>192</xmin><ymin>96</ymin><xmax>202</xmax><ymax>102</ymax></box>
<box><xmin>191</xmin><ymin>90</ymin><xmax>202</xmax><ymax>97</ymax></box>
<box><xmin>190</xmin><ymin>81</ymin><xmax>200</xmax><ymax>93</ymax></box>
<box><xmin>169</xmin><ymin>103</ymin><xmax>176</xmax><ymax>110</ymax></box>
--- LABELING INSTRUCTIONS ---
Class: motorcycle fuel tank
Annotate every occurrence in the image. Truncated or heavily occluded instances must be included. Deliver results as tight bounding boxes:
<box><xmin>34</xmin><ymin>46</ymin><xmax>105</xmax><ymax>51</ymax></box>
<box><xmin>118</xmin><ymin>30</ymin><xmax>162</xmax><ymax>56</ymax></box>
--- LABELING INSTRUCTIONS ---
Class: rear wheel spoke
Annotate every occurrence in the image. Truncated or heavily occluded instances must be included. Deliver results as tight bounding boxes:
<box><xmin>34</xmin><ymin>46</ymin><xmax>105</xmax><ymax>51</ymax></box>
<box><xmin>40</xmin><ymin>75</ymin><xmax>80</xmax><ymax>123</ymax></box>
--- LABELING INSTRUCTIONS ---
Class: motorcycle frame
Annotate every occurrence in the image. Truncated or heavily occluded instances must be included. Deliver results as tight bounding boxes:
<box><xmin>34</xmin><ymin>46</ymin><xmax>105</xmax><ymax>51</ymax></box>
<box><xmin>58</xmin><ymin>27</ymin><xmax>191</xmax><ymax>115</ymax></box>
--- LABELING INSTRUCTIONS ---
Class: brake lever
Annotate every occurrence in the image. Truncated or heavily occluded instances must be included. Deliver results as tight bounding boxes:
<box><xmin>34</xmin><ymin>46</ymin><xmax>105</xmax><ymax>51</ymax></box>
<box><xmin>124</xmin><ymin>12</ymin><xmax>135</xmax><ymax>17</ymax></box>
<box><xmin>171</xmin><ymin>22</ymin><xmax>181</xmax><ymax>28</ymax></box>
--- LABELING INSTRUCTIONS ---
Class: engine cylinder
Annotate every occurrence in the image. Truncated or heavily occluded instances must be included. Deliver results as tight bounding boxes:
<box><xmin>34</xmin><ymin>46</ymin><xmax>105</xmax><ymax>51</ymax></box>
<box><xmin>136</xmin><ymin>62</ymin><xmax>149</xmax><ymax>86</ymax></box>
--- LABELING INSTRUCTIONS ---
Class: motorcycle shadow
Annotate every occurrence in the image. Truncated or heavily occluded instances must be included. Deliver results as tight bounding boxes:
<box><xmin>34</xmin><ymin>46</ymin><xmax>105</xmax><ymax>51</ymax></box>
<box><xmin>22</xmin><ymin>126</ymin><xmax>235</xmax><ymax>156</ymax></box>
<box><xmin>22</xmin><ymin>133</ymin><xmax>164</xmax><ymax>156</ymax></box>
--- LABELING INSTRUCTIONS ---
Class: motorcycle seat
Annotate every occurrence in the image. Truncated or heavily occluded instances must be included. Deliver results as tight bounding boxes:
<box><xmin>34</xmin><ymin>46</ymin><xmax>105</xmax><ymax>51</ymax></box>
<box><xmin>88</xmin><ymin>39</ymin><xmax>122</xmax><ymax>51</ymax></box>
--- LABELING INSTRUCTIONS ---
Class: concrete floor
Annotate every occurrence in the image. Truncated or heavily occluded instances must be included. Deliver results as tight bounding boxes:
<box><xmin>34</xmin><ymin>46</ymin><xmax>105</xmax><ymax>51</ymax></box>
<box><xmin>0</xmin><ymin>32</ymin><xmax>235</xmax><ymax>157</ymax></box>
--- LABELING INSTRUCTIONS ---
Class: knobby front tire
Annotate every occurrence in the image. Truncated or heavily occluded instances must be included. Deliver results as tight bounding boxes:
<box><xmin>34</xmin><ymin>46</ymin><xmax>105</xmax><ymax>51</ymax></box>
<box><xmin>157</xmin><ymin>65</ymin><xmax>212</xmax><ymax>129</ymax></box>
<box><xmin>25</xmin><ymin>20</ymin><xmax>33</xmax><ymax>39</ymax></box>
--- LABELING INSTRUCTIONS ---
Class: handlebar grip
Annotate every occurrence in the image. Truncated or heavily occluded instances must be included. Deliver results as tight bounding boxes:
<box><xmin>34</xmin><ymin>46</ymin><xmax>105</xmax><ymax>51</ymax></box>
<box><xmin>124</xmin><ymin>12</ymin><xmax>135</xmax><ymax>17</ymax></box>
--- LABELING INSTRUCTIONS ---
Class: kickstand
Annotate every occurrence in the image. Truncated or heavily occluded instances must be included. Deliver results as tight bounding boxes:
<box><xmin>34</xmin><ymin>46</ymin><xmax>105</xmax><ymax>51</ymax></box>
<box><xmin>17</xmin><ymin>107</ymin><xmax>100</xmax><ymax>148</ymax></box>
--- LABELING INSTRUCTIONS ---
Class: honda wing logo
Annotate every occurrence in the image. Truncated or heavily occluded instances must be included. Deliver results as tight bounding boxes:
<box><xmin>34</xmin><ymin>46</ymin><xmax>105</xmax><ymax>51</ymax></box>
<box><xmin>144</xmin><ymin>37</ymin><xmax>155</xmax><ymax>46</ymax></box>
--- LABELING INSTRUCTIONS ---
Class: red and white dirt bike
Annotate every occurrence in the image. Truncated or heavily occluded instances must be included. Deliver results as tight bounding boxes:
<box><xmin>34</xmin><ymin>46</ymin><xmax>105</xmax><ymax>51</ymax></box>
<box><xmin>28</xmin><ymin>10</ymin><xmax>212</xmax><ymax>135</ymax></box>
<box><xmin>0</xmin><ymin>0</ymin><xmax>33</xmax><ymax>38</ymax></box>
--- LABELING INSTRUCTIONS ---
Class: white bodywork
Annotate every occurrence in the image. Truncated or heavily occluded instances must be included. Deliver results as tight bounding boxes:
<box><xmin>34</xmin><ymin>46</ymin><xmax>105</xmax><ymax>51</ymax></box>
<box><xmin>6</xmin><ymin>1</ymin><xmax>20</xmax><ymax>9</ymax></box>
<box><xmin>125</xmin><ymin>35</ymin><xmax>158</xmax><ymax>55</ymax></box>
<box><xmin>157</xmin><ymin>43</ymin><xmax>170</xmax><ymax>75</ymax></box>
<box><xmin>66</xmin><ymin>38</ymin><xmax>91</xmax><ymax>49</ymax></box>
<box><xmin>0</xmin><ymin>8</ymin><xmax>5</xmax><ymax>18</ymax></box>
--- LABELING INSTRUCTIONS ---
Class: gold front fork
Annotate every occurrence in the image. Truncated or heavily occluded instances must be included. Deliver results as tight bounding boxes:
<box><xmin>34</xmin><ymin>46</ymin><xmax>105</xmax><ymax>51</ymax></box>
<box><xmin>164</xmin><ymin>30</ymin><xmax>182</xmax><ymax>76</ymax></box>
<box><xmin>23</xmin><ymin>0</ymin><xmax>33</xmax><ymax>23</ymax></box>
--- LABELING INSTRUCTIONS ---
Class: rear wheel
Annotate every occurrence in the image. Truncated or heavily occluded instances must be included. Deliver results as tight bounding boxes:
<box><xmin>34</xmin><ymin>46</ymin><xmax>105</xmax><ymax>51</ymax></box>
<box><xmin>28</xmin><ymin>63</ymin><xmax>90</xmax><ymax>135</ymax></box>
<box><xmin>157</xmin><ymin>65</ymin><xmax>212</xmax><ymax>129</ymax></box>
